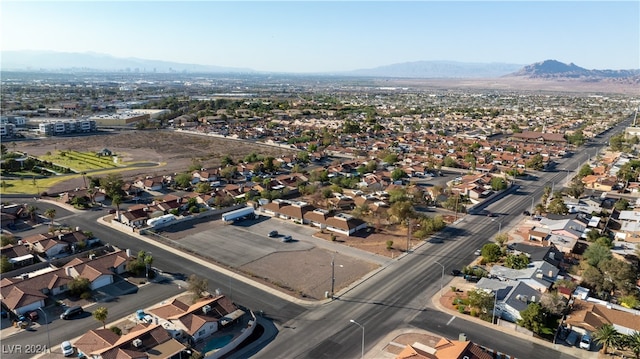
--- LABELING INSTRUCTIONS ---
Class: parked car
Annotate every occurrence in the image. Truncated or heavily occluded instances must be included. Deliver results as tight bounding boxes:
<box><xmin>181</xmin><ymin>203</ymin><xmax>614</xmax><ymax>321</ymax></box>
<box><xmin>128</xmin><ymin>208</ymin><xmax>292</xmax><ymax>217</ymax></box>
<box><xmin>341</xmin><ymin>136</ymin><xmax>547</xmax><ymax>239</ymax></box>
<box><xmin>61</xmin><ymin>341</ymin><xmax>74</xmax><ymax>357</ymax></box>
<box><xmin>579</xmin><ymin>333</ymin><xmax>591</xmax><ymax>350</ymax></box>
<box><xmin>268</xmin><ymin>230</ymin><xmax>278</xmax><ymax>238</ymax></box>
<box><xmin>60</xmin><ymin>306</ymin><xmax>83</xmax><ymax>320</ymax></box>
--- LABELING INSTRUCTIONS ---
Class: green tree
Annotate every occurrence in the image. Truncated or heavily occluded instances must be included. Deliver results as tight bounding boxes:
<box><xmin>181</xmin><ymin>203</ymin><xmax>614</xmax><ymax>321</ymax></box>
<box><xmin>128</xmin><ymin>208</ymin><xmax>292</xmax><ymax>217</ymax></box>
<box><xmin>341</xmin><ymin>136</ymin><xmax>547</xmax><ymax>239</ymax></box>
<box><xmin>584</xmin><ymin>243</ymin><xmax>612</xmax><ymax>267</ymax></box>
<box><xmin>175</xmin><ymin>173</ymin><xmax>192</xmax><ymax>189</ymax></box>
<box><xmin>526</xmin><ymin>154</ymin><xmax>545</xmax><ymax>170</ymax></box>
<box><xmin>443</xmin><ymin>156</ymin><xmax>458</xmax><ymax>168</ymax></box>
<box><xmin>504</xmin><ymin>253</ymin><xmax>530</xmax><ymax>269</ymax></box>
<box><xmin>391</xmin><ymin>168</ymin><xmax>406</xmax><ymax>181</ymax></box>
<box><xmin>593</xmin><ymin>324</ymin><xmax>620</xmax><ymax>355</ymax></box>
<box><xmin>221</xmin><ymin>155</ymin><xmax>234</xmax><ymax>166</ymax></box>
<box><xmin>0</xmin><ymin>234</ymin><xmax>16</xmax><ymax>247</ymax></box>
<box><xmin>547</xmin><ymin>198</ymin><xmax>568</xmax><ymax>215</ymax></box>
<box><xmin>382</xmin><ymin>153</ymin><xmax>398</xmax><ymax>164</ymax></box>
<box><xmin>195</xmin><ymin>182</ymin><xmax>211</xmax><ymax>193</ymax></box>
<box><xmin>100</xmin><ymin>173</ymin><xmax>125</xmax><ymax>198</ymax></box>
<box><xmin>490</xmin><ymin>177</ymin><xmax>507</xmax><ymax>191</ymax></box>
<box><xmin>518</xmin><ymin>302</ymin><xmax>546</xmax><ymax>334</ymax></box>
<box><xmin>44</xmin><ymin>208</ymin><xmax>56</xmax><ymax>229</ymax></box>
<box><xmin>466</xmin><ymin>289</ymin><xmax>494</xmax><ymax>318</ymax></box>
<box><xmin>68</xmin><ymin>277</ymin><xmax>91</xmax><ymax>296</ymax></box>
<box><xmin>598</xmin><ymin>258</ymin><xmax>637</xmax><ymax>295</ymax></box>
<box><xmin>387</xmin><ymin>200</ymin><xmax>415</xmax><ymax>224</ymax></box>
<box><xmin>626</xmin><ymin>331</ymin><xmax>640</xmax><ymax>359</ymax></box>
<box><xmin>26</xmin><ymin>205</ymin><xmax>38</xmax><ymax>222</ymax></box>
<box><xmin>481</xmin><ymin>243</ymin><xmax>502</xmax><ymax>263</ymax></box>
<box><xmin>0</xmin><ymin>255</ymin><xmax>12</xmax><ymax>273</ymax></box>
<box><xmin>614</xmin><ymin>198</ymin><xmax>631</xmax><ymax>211</ymax></box>
<box><xmin>567</xmin><ymin>180</ymin><xmax>584</xmax><ymax>199</ymax></box>
<box><xmin>187</xmin><ymin>274</ymin><xmax>209</xmax><ymax>303</ymax></box>
<box><xmin>93</xmin><ymin>306</ymin><xmax>109</xmax><ymax>329</ymax></box>
<box><xmin>578</xmin><ymin>164</ymin><xmax>594</xmax><ymax>178</ymax></box>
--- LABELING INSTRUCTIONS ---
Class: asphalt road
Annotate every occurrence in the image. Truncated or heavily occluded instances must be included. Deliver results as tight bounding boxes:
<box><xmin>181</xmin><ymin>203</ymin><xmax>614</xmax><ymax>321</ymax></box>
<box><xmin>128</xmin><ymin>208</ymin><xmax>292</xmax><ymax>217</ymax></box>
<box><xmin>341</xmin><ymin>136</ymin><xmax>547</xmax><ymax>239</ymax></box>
<box><xmin>2</xmin><ymin>116</ymin><xmax>630</xmax><ymax>359</ymax></box>
<box><xmin>252</xmin><ymin>117</ymin><xmax>631</xmax><ymax>359</ymax></box>
<box><xmin>2</xmin><ymin>280</ymin><xmax>183</xmax><ymax>359</ymax></box>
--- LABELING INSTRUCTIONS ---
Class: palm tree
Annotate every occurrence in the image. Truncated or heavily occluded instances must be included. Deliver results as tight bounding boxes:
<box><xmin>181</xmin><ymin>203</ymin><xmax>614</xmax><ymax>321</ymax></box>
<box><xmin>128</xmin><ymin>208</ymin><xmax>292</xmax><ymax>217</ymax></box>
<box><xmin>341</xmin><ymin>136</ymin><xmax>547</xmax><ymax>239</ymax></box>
<box><xmin>627</xmin><ymin>331</ymin><xmax>640</xmax><ymax>359</ymax></box>
<box><xmin>593</xmin><ymin>324</ymin><xmax>620</xmax><ymax>355</ymax></box>
<box><xmin>93</xmin><ymin>306</ymin><xmax>108</xmax><ymax>329</ymax></box>
<box><xmin>44</xmin><ymin>208</ymin><xmax>56</xmax><ymax>229</ymax></box>
<box><xmin>26</xmin><ymin>205</ymin><xmax>38</xmax><ymax>223</ymax></box>
<box><xmin>112</xmin><ymin>195</ymin><xmax>122</xmax><ymax>221</ymax></box>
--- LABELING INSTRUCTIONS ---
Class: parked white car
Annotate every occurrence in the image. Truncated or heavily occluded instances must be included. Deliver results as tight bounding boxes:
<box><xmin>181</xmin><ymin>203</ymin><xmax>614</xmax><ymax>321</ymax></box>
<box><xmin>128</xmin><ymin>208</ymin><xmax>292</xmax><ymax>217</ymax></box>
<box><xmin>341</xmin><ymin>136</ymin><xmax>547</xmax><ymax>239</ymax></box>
<box><xmin>61</xmin><ymin>341</ymin><xmax>74</xmax><ymax>357</ymax></box>
<box><xmin>579</xmin><ymin>333</ymin><xmax>591</xmax><ymax>350</ymax></box>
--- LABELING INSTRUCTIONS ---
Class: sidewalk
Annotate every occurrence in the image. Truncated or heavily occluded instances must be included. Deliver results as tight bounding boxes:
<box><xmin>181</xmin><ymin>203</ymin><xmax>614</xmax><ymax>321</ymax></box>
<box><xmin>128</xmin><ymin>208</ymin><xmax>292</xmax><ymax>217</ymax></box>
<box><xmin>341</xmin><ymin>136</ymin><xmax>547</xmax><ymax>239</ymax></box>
<box><xmin>429</xmin><ymin>277</ymin><xmax>599</xmax><ymax>359</ymax></box>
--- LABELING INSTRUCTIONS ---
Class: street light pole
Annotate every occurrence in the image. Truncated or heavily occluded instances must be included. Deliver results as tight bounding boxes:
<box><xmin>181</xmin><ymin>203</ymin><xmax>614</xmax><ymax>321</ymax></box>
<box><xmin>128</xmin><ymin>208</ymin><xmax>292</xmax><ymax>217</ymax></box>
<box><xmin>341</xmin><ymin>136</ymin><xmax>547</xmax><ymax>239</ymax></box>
<box><xmin>434</xmin><ymin>261</ymin><xmax>445</xmax><ymax>296</ymax></box>
<box><xmin>350</xmin><ymin>319</ymin><xmax>365</xmax><ymax>359</ymax></box>
<box><xmin>37</xmin><ymin>307</ymin><xmax>51</xmax><ymax>353</ymax></box>
<box><xmin>330</xmin><ymin>252</ymin><xmax>336</xmax><ymax>299</ymax></box>
<box><xmin>492</xmin><ymin>291</ymin><xmax>498</xmax><ymax>325</ymax></box>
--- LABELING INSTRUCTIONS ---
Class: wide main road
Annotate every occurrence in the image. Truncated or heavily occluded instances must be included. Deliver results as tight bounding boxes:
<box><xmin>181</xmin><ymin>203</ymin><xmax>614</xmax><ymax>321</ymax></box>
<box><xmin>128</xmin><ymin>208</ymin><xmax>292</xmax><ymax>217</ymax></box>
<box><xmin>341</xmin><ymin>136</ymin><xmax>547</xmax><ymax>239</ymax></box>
<box><xmin>254</xmin><ymin>117</ymin><xmax>632</xmax><ymax>358</ymax></box>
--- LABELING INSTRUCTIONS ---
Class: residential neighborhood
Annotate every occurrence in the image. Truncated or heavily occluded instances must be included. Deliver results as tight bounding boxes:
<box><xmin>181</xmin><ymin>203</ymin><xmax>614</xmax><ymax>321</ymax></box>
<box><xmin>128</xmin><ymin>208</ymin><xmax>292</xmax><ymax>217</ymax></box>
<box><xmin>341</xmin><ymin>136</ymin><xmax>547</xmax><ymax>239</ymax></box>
<box><xmin>1</xmin><ymin>71</ymin><xmax>639</xmax><ymax>359</ymax></box>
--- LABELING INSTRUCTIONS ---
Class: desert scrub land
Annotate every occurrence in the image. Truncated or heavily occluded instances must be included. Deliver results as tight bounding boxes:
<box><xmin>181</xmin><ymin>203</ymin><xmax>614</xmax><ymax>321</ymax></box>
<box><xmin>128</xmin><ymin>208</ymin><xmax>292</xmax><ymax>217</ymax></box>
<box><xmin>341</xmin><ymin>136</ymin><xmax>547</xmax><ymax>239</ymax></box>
<box><xmin>8</xmin><ymin>130</ymin><xmax>296</xmax><ymax>195</ymax></box>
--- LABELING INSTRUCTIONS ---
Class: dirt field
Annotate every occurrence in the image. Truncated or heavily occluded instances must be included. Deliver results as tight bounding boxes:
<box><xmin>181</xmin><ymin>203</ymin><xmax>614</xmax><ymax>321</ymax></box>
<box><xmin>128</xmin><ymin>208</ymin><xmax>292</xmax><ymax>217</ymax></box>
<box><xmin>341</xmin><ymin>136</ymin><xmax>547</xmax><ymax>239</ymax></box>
<box><xmin>13</xmin><ymin>130</ymin><xmax>295</xmax><ymax>194</ymax></box>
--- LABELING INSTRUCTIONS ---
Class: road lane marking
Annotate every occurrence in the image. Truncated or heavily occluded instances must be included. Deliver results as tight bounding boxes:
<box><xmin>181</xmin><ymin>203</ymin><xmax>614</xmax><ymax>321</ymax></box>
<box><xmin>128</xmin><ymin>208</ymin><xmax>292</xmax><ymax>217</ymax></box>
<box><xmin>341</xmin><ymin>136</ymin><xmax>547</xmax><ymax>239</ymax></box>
<box><xmin>447</xmin><ymin>316</ymin><xmax>456</xmax><ymax>325</ymax></box>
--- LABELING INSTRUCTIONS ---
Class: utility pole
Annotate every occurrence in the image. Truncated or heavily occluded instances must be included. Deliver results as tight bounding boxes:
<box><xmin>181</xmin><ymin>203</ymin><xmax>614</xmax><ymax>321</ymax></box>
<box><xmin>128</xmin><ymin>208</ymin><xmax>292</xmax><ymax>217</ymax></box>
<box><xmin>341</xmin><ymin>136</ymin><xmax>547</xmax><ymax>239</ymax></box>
<box><xmin>406</xmin><ymin>218</ymin><xmax>412</xmax><ymax>253</ymax></box>
<box><xmin>330</xmin><ymin>252</ymin><xmax>336</xmax><ymax>299</ymax></box>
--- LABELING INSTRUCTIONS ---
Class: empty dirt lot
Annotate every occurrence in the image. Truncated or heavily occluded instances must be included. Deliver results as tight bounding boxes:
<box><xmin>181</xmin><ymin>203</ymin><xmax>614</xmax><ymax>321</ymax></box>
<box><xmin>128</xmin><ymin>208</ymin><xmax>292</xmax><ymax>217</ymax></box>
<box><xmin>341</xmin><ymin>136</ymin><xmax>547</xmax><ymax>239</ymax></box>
<box><xmin>14</xmin><ymin>130</ymin><xmax>295</xmax><ymax>194</ymax></box>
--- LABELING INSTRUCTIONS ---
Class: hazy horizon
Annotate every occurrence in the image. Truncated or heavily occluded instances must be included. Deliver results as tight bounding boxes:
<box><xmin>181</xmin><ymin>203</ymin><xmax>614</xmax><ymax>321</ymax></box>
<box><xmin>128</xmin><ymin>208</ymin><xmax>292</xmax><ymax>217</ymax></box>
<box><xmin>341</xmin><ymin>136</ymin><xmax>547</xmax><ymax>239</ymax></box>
<box><xmin>2</xmin><ymin>1</ymin><xmax>639</xmax><ymax>73</ymax></box>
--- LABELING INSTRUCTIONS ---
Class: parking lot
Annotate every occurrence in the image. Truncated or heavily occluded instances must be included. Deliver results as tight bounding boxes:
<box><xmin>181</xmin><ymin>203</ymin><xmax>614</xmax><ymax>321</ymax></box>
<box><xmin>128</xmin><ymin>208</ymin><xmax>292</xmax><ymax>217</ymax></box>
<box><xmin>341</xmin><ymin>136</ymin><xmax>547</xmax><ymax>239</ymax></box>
<box><xmin>154</xmin><ymin>215</ymin><xmax>383</xmax><ymax>300</ymax></box>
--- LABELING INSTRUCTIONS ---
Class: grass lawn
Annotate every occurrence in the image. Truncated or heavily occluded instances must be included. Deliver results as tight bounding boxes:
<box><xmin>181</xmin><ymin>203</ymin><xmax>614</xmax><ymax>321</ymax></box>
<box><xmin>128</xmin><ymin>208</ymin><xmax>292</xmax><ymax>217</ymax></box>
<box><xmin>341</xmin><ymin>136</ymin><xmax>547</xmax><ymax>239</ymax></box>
<box><xmin>38</xmin><ymin>150</ymin><xmax>122</xmax><ymax>172</ymax></box>
<box><xmin>0</xmin><ymin>163</ymin><xmax>162</xmax><ymax>195</ymax></box>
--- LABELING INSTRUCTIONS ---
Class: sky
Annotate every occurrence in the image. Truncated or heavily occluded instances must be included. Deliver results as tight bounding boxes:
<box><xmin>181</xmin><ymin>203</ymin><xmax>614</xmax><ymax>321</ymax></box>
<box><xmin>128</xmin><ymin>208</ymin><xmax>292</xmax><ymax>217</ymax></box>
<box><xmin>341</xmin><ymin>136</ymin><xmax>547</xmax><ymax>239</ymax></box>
<box><xmin>2</xmin><ymin>1</ymin><xmax>639</xmax><ymax>73</ymax></box>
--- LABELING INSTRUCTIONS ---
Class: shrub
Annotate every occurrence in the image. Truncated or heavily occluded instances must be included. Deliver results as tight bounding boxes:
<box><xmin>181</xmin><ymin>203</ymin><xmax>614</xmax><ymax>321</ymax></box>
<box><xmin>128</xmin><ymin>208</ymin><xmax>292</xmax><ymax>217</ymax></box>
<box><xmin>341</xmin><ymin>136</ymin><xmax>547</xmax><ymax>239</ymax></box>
<box><xmin>80</xmin><ymin>291</ymin><xmax>92</xmax><ymax>300</ymax></box>
<box><xmin>458</xmin><ymin>306</ymin><xmax>466</xmax><ymax>314</ymax></box>
<box><xmin>450</xmin><ymin>286</ymin><xmax>457</xmax><ymax>292</ymax></box>
<box><xmin>109</xmin><ymin>326</ymin><xmax>122</xmax><ymax>336</ymax></box>
<box><xmin>386</xmin><ymin>240</ymin><xmax>394</xmax><ymax>250</ymax></box>
<box><xmin>330</xmin><ymin>234</ymin><xmax>336</xmax><ymax>242</ymax></box>
<box><xmin>470</xmin><ymin>309</ymin><xmax>478</xmax><ymax>317</ymax></box>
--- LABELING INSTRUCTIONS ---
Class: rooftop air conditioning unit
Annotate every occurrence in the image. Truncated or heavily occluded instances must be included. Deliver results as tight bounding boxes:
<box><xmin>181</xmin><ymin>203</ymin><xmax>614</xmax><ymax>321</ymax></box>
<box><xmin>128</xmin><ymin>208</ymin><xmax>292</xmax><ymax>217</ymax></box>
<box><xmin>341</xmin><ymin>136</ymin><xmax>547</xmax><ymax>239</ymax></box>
<box><xmin>132</xmin><ymin>339</ymin><xmax>142</xmax><ymax>348</ymax></box>
<box><xmin>202</xmin><ymin>305</ymin><xmax>211</xmax><ymax>314</ymax></box>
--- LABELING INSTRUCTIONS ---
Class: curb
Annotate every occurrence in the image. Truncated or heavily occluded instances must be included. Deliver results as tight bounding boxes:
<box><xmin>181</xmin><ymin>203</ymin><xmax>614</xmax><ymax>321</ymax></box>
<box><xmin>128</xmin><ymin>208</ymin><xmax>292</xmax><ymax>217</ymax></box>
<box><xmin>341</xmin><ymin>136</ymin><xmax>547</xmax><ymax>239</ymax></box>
<box><xmin>97</xmin><ymin>216</ymin><xmax>323</xmax><ymax>307</ymax></box>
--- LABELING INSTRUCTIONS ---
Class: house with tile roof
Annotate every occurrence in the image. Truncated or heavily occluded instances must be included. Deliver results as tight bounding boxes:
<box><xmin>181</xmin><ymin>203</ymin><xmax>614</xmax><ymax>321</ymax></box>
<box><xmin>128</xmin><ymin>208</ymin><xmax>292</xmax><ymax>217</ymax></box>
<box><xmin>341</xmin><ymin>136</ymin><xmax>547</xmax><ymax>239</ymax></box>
<box><xmin>1</xmin><ymin>242</ymin><xmax>34</xmax><ymax>269</ymax></box>
<box><xmin>64</xmin><ymin>250</ymin><xmax>130</xmax><ymax>290</ymax></box>
<box><xmin>75</xmin><ymin>323</ymin><xmax>186</xmax><ymax>359</ymax></box>
<box><xmin>149</xmin><ymin>295</ymin><xmax>244</xmax><ymax>343</ymax></box>
<box><xmin>396</xmin><ymin>337</ymin><xmax>495</xmax><ymax>359</ymax></box>
<box><xmin>564</xmin><ymin>299</ymin><xmax>640</xmax><ymax>335</ymax></box>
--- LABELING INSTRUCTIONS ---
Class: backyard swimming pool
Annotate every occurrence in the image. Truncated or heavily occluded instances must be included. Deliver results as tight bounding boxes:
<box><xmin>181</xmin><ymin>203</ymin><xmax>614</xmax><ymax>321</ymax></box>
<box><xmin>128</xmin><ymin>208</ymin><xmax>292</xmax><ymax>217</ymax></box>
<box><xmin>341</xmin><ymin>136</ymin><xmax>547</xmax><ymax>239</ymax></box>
<box><xmin>203</xmin><ymin>334</ymin><xmax>234</xmax><ymax>353</ymax></box>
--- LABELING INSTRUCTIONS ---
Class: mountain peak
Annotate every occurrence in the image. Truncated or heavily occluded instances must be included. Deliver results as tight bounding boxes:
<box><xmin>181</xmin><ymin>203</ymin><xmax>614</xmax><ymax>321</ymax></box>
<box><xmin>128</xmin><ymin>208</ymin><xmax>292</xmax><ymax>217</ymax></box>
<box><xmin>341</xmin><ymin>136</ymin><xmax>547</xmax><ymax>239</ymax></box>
<box><xmin>511</xmin><ymin>59</ymin><xmax>639</xmax><ymax>80</ymax></box>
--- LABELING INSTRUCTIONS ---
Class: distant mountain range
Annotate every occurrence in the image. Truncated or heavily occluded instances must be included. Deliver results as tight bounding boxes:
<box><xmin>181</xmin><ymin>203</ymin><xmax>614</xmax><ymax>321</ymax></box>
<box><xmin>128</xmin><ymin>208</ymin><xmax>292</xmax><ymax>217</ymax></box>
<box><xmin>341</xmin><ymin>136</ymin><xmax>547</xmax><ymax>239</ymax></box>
<box><xmin>509</xmin><ymin>59</ymin><xmax>640</xmax><ymax>79</ymax></box>
<box><xmin>0</xmin><ymin>50</ymin><xmax>253</xmax><ymax>73</ymax></box>
<box><xmin>1</xmin><ymin>51</ymin><xmax>639</xmax><ymax>80</ymax></box>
